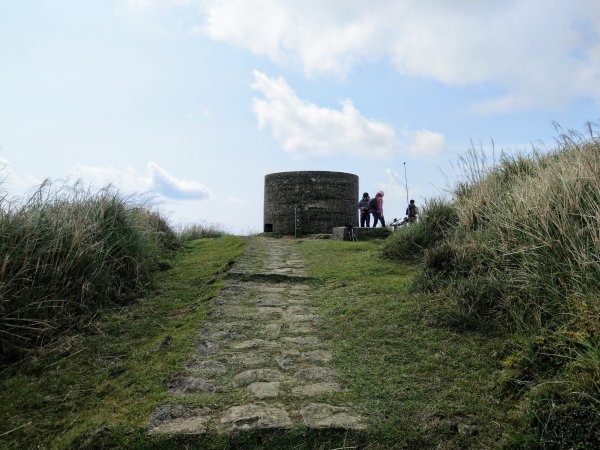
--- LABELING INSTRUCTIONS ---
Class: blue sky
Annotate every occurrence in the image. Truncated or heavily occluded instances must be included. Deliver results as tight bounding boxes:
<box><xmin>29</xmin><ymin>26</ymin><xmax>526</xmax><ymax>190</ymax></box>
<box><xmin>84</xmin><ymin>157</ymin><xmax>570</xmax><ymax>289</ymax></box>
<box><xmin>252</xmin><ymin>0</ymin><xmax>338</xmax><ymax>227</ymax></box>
<box><xmin>1</xmin><ymin>0</ymin><xmax>599</xmax><ymax>233</ymax></box>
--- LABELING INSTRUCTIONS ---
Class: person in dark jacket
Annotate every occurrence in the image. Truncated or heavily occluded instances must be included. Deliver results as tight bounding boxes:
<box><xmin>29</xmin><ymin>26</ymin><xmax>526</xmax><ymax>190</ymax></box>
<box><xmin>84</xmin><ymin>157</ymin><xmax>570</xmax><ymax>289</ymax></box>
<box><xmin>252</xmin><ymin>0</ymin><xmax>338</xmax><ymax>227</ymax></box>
<box><xmin>372</xmin><ymin>191</ymin><xmax>385</xmax><ymax>227</ymax></box>
<box><xmin>406</xmin><ymin>199</ymin><xmax>418</xmax><ymax>223</ymax></box>
<box><xmin>357</xmin><ymin>192</ymin><xmax>371</xmax><ymax>227</ymax></box>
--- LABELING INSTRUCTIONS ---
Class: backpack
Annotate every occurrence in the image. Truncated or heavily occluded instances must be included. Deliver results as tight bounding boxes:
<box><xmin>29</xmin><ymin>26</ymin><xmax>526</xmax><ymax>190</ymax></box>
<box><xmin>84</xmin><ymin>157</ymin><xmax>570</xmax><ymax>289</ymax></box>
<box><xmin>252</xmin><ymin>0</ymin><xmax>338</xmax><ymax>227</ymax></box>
<box><xmin>408</xmin><ymin>204</ymin><xmax>417</xmax><ymax>217</ymax></box>
<box><xmin>368</xmin><ymin>197</ymin><xmax>378</xmax><ymax>211</ymax></box>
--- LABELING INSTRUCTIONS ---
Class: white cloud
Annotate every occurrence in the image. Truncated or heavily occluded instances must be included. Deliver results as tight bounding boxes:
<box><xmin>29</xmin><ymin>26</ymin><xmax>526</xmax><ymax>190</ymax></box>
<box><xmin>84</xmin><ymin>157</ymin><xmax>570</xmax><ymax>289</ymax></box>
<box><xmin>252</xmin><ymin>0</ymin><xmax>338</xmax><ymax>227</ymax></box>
<box><xmin>0</xmin><ymin>157</ymin><xmax>42</xmax><ymax>194</ymax></box>
<box><xmin>196</xmin><ymin>0</ymin><xmax>600</xmax><ymax>110</ymax></box>
<box><xmin>126</xmin><ymin>0</ymin><xmax>157</xmax><ymax>10</ymax></box>
<box><xmin>251</xmin><ymin>71</ymin><xmax>443</xmax><ymax>158</ymax></box>
<box><xmin>70</xmin><ymin>162</ymin><xmax>210</xmax><ymax>201</ymax></box>
<box><xmin>148</xmin><ymin>162</ymin><xmax>210</xmax><ymax>200</ymax></box>
<box><xmin>125</xmin><ymin>0</ymin><xmax>191</xmax><ymax>12</ymax></box>
<box><xmin>408</xmin><ymin>130</ymin><xmax>445</xmax><ymax>157</ymax></box>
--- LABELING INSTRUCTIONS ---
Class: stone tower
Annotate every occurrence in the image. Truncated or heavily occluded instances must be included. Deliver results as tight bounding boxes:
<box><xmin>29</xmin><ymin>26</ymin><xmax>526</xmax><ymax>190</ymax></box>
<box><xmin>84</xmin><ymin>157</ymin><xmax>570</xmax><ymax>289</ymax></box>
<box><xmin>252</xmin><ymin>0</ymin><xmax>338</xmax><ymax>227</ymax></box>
<box><xmin>263</xmin><ymin>171</ymin><xmax>358</xmax><ymax>235</ymax></box>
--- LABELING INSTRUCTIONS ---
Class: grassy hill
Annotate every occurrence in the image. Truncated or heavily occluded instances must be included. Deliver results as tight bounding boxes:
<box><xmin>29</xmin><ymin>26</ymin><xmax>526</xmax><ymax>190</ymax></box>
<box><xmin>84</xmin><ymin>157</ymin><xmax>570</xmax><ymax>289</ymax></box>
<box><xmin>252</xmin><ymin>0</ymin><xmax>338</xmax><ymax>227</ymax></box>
<box><xmin>1</xmin><ymin>131</ymin><xmax>598</xmax><ymax>448</ymax></box>
<box><xmin>1</xmin><ymin>235</ymin><xmax>517</xmax><ymax>449</ymax></box>
<box><xmin>383</xmin><ymin>130</ymin><xmax>600</xmax><ymax>448</ymax></box>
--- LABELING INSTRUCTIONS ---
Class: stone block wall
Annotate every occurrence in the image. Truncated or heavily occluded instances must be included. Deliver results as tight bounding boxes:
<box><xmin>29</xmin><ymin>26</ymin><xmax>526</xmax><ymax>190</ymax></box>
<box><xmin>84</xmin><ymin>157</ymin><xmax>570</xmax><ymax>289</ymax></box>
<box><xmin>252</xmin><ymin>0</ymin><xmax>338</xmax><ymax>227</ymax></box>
<box><xmin>264</xmin><ymin>171</ymin><xmax>358</xmax><ymax>235</ymax></box>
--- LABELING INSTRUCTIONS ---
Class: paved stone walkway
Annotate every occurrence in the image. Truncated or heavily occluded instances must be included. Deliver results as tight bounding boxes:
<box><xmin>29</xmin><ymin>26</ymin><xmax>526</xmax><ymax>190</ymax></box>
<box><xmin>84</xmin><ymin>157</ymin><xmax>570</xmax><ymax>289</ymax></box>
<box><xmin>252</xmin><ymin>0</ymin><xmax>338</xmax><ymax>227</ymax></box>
<box><xmin>148</xmin><ymin>237</ymin><xmax>366</xmax><ymax>435</ymax></box>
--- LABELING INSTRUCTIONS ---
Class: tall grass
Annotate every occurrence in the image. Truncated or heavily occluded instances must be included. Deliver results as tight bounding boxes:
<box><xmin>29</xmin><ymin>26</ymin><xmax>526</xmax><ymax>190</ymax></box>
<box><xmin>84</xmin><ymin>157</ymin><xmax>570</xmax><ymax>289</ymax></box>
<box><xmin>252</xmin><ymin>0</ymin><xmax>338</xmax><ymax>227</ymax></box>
<box><xmin>382</xmin><ymin>198</ymin><xmax>458</xmax><ymax>261</ymax></box>
<box><xmin>385</xmin><ymin>125</ymin><xmax>600</xmax><ymax>447</ymax></box>
<box><xmin>177</xmin><ymin>222</ymin><xmax>227</xmax><ymax>241</ymax></box>
<box><xmin>439</xmin><ymin>132</ymin><xmax>600</xmax><ymax>326</ymax></box>
<box><xmin>0</xmin><ymin>181</ymin><xmax>179</xmax><ymax>362</ymax></box>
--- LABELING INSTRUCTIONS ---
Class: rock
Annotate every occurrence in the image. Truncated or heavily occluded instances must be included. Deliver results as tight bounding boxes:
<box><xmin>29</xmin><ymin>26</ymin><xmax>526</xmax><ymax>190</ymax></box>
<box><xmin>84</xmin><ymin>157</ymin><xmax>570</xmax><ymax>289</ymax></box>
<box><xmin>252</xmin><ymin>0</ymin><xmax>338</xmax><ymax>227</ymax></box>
<box><xmin>218</xmin><ymin>321</ymin><xmax>252</xmax><ymax>330</ymax></box>
<box><xmin>255</xmin><ymin>296</ymin><xmax>287</xmax><ymax>307</ymax></box>
<box><xmin>220</xmin><ymin>403</ymin><xmax>292</xmax><ymax>430</ymax></box>
<box><xmin>258</xmin><ymin>286</ymin><xmax>287</xmax><ymax>293</ymax></box>
<box><xmin>233</xmin><ymin>339</ymin><xmax>278</xmax><ymax>350</ymax></box>
<box><xmin>287</xmin><ymin>306</ymin><xmax>317</xmax><ymax>315</ymax></box>
<box><xmin>248</xmin><ymin>382</ymin><xmax>280</xmax><ymax>399</ymax></box>
<box><xmin>264</xmin><ymin>324</ymin><xmax>282</xmax><ymax>339</ymax></box>
<box><xmin>282</xmin><ymin>336</ymin><xmax>321</xmax><ymax>345</ymax></box>
<box><xmin>195</xmin><ymin>340</ymin><xmax>219</xmax><ymax>356</ymax></box>
<box><xmin>234</xmin><ymin>369</ymin><xmax>284</xmax><ymax>385</ymax></box>
<box><xmin>211</xmin><ymin>297</ymin><xmax>232</xmax><ymax>306</ymax></box>
<box><xmin>257</xmin><ymin>307</ymin><xmax>284</xmax><ymax>317</ymax></box>
<box><xmin>286</xmin><ymin>301</ymin><xmax>309</xmax><ymax>307</ymax></box>
<box><xmin>149</xmin><ymin>415</ymin><xmax>211</xmax><ymax>435</ymax></box>
<box><xmin>292</xmin><ymin>382</ymin><xmax>341</xmax><ymax>396</ymax></box>
<box><xmin>184</xmin><ymin>360</ymin><xmax>227</xmax><ymax>376</ymax></box>
<box><xmin>149</xmin><ymin>404</ymin><xmax>211</xmax><ymax>429</ymax></box>
<box><xmin>286</xmin><ymin>314</ymin><xmax>319</xmax><ymax>322</ymax></box>
<box><xmin>302</xmin><ymin>350</ymin><xmax>333</xmax><ymax>363</ymax></box>
<box><xmin>275</xmin><ymin>353</ymin><xmax>298</xmax><ymax>370</ymax></box>
<box><xmin>227</xmin><ymin>353</ymin><xmax>268</xmax><ymax>367</ymax></box>
<box><xmin>168</xmin><ymin>376</ymin><xmax>215</xmax><ymax>394</ymax></box>
<box><xmin>293</xmin><ymin>367</ymin><xmax>335</xmax><ymax>383</ymax></box>
<box><xmin>201</xmin><ymin>329</ymin><xmax>246</xmax><ymax>341</ymax></box>
<box><xmin>288</xmin><ymin>284</ymin><xmax>310</xmax><ymax>292</ymax></box>
<box><xmin>300</xmin><ymin>403</ymin><xmax>366</xmax><ymax>430</ymax></box>
<box><xmin>270</xmin><ymin>268</ymin><xmax>293</xmax><ymax>275</ymax></box>
<box><xmin>219</xmin><ymin>308</ymin><xmax>248</xmax><ymax>319</ymax></box>
<box><xmin>287</xmin><ymin>323</ymin><xmax>315</xmax><ymax>334</ymax></box>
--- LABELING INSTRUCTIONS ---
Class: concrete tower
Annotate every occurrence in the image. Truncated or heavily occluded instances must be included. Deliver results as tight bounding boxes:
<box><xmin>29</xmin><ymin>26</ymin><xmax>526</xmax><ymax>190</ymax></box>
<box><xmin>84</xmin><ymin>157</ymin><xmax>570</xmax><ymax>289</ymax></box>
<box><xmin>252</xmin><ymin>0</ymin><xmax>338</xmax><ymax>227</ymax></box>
<box><xmin>264</xmin><ymin>171</ymin><xmax>359</xmax><ymax>234</ymax></box>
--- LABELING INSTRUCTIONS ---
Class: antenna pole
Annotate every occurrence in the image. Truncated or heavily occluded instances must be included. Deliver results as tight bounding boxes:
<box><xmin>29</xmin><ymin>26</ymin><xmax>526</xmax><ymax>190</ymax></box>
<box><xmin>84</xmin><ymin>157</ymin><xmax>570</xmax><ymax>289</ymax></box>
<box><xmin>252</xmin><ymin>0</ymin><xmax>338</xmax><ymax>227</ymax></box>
<box><xmin>403</xmin><ymin>162</ymin><xmax>409</xmax><ymax>205</ymax></box>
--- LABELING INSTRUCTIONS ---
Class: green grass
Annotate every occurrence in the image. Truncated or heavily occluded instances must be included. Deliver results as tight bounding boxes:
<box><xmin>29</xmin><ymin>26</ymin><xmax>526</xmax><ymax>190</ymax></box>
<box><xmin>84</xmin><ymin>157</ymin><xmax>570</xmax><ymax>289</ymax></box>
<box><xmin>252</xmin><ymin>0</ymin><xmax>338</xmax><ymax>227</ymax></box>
<box><xmin>382</xmin><ymin>197</ymin><xmax>459</xmax><ymax>261</ymax></box>
<box><xmin>0</xmin><ymin>236</ymin><xmax>527</xmax><ymax>448</ymax></box>
<box><xmin>297</xmin><ymin>239</ymin><xmax>515</xmax><ymax>449</ymax></box>
<box><xmin>0</xmin><ymin>236</ymin><xmax>246</xmax><ymax>449</ymax></box>
<box><xmin>381</xmin><ymin>127</ymin><xmax>600</xmax><ymax>447</ymax></box>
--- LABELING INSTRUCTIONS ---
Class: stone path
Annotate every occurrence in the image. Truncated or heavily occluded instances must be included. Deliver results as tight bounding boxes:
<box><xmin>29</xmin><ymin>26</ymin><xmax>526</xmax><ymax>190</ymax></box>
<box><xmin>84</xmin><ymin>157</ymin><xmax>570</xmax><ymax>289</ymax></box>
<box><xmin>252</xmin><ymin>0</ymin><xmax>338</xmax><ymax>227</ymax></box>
<box><xmin>148</xmin><ymin>237</ymin><xmax>366</xmax><ymax>436</ymax></box>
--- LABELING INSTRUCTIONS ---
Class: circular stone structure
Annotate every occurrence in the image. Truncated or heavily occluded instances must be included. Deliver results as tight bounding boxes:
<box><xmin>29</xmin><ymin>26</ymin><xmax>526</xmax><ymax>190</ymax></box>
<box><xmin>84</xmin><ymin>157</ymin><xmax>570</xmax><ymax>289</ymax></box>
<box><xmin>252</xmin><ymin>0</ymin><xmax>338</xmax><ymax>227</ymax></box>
<box><xmin>264</xmin><ymin>171</ymin><xmax>358</xmax><ymax>235</ymax></box>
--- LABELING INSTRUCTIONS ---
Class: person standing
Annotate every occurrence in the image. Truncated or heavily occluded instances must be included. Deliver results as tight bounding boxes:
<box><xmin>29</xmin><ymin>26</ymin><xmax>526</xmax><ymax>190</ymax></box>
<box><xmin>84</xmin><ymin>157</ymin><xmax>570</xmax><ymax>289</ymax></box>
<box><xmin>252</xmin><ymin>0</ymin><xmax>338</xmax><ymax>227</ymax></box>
<box><xmin>357</xmin><ymin>192</ymin><xmax>371</xmax><ymax>227</ymax></box>
<box><xmin>372</xmin><ymin>191</ymin><xmax>385</xmax><ymax>227</ymax></box>
<box><xmin>406</xmin><ymin>199</ymin><xmax>418</xmax><ymax>223</ymax></box>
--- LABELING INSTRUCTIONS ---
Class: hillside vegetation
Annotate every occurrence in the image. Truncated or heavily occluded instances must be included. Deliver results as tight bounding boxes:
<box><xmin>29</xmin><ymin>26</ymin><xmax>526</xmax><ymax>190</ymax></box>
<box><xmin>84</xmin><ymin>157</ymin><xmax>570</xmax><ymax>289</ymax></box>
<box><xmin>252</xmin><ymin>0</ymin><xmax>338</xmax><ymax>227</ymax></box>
<box><xmin>0</xmin><ymin>182</ymin><xmax>180</xmax><ymax>362</ymax></box>
<box><xmin>2</xmin><ymin>131</ymin><xmax>598</xmax><ymax>448</ymax></box>
<box><xmin>383</xmin><ymin>128</ymin><xmax>600</xmax><ymax>448</ymax></box>
<box><xmin>0</xmin><ymin>236</ymin><xmax>245</xmax><ymax>449</ymax></box>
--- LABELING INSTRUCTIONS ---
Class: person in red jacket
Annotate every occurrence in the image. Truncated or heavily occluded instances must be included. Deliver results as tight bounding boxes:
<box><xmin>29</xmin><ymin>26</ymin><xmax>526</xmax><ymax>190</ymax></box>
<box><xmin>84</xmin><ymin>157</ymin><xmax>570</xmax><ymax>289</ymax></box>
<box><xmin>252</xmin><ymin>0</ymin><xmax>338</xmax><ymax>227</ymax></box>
<box><xmin>372</xmin><ymin>191</ymin><xmax>385</xmax><ymax>227</ymax></box>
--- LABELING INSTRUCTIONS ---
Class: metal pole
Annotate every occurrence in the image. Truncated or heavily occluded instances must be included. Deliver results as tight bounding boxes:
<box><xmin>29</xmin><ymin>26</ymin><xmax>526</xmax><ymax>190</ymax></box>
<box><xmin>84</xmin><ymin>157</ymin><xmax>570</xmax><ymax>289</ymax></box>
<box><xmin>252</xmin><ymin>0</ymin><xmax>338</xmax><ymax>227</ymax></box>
<box><xmin>294</xmin><ymin>206</ymin><xmax>297</xmax><ymax>238</ymax></box>
<box><xmin>403</xmin><ymin>162</ymin><xmax>409</xmax><ymax>205</ymax></box>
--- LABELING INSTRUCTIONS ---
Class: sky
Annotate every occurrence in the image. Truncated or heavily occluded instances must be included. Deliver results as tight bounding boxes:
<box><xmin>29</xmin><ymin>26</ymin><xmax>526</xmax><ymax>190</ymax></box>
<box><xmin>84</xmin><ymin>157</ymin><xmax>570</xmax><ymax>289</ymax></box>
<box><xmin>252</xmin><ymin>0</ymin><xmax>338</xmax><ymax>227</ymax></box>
<box><xmin>1</xmin><ymin>0</ymin><xmax>599</xmax><ymax>234</ymax></box>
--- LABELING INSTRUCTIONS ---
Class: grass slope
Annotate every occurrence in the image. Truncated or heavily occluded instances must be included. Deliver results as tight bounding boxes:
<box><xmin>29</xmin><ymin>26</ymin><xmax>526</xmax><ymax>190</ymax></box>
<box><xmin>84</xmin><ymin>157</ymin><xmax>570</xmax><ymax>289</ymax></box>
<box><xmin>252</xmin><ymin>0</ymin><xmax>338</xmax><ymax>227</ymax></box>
<box><xmin>0</xmin><ymin>184</ymin><xmax>179</xmax><ymax>361</ymax></box>
<box><xmin>0</xmin><ymin>236</ymin><xmax>245</xmax><ymax>449</ymax></box>
<box><xmin>1</xmin><ymin>236</ymin><xmax>513</xmax><ymax>449</ymax></box>
<box><xmin>298</xmin><ymin>239</ymin><xmax>514</xmax><ymax>449</ymax></box>
<box><xmin>382</xmin><ymin>134</ymin><xmax>600</xmax><ymax>447</ymax></box>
